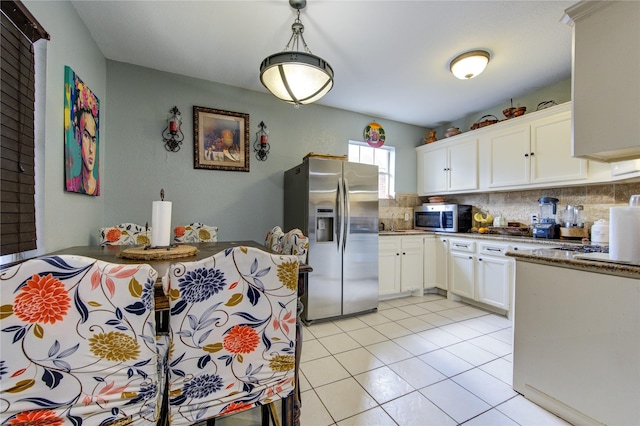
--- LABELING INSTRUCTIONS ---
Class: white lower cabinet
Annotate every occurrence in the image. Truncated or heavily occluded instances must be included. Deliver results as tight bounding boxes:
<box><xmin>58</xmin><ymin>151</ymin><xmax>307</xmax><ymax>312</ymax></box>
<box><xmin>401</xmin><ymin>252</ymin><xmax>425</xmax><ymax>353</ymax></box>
<box><xmin>423</xmin><ymin>236</ymin><xmax>437</xmax><ymax>288</ymax></box>
<box><xmin>449</xmin><ymin>239</ymin><xmax>476</xmax><ymax>299</ymax></box>
<box><xmin>448</xmin><ymin>238</ymin><xmax>513</xmax><ymax>312</ymax></box>
<box><xmin>477</xmin><ymin>250</ymin><xmax>512</xmax><ymax>310</ymax></box>
<box><xmin>434</xmin><ymin>237</ymin><xmax>449</xmax><ymax>290</ymax></box>
<box><xmin>379</xmin><ymin>237</ymin><xmax>401</xmax><ymax>296</ymax></box>
<box><xmin>401</xmin><ymin>237</ymin><xmax>424</xmax><ymax>292</ymax></box>
<box><xmin>379</xmin><ymin>235</ymin><xmax>424</xmax><ymax>296</ymax></box>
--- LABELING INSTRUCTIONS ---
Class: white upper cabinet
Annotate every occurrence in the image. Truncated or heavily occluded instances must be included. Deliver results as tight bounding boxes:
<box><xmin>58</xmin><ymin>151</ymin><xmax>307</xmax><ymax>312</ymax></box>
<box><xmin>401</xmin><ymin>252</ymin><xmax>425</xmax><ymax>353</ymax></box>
<box><xmin>488</xmin><ymin>106</ymin><xmax>587</xmax><ymax>188</ymax></box>
<box><xmin>449</xmin><ymin>139</ymin><xmax>479</xmax><ymax>191</ymax></box>
<box><xmin>565</xmin><ymin>0</ymin><xmax>640</xmax><ymax>162</ymax></box>
<box><xmin>488</xmin><ymin>125</ymin><xmax>531</xmax><ymax>187</ymax></box>
<box><xmin>530</xmin><ymin>110</ymin><xmax>586</xmax><ymax>184</ymax></box>
<box><xmin>417</xmin><ymin>137</ymin><xmax>478</xmax><ymax>195</ymax></box>
<box><xmin>417</xmin><ymin>102</ymin><xmax>618</xmax><ymax>196</ymax></box>
<box><xmin>418</xmin><ymin>145</ymin><xmax>448</xmax><ymax>194</ymax></box>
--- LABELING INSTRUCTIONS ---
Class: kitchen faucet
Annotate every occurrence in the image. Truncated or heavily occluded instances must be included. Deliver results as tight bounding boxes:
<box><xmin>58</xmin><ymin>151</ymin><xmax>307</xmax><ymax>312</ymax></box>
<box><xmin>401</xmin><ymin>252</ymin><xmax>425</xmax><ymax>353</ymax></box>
<box><xmin>391</xmin><ymin>213</ymin><xmax>396</xmax><ymax>231</ymax></box>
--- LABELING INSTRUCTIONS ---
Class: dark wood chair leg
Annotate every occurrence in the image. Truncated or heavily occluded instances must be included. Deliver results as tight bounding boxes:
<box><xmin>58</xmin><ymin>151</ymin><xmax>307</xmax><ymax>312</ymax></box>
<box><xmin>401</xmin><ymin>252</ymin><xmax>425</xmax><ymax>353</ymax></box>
<box><xmin>157</xmin><ymin>364</ymin><xmax>169</xmax><ymax>426</ymax></box>
<box><xmin>291</xmin><ymin>277</ymin><xmax>306</xmax><ymax>426</ymax></box>
<box><xmin>262</xmin><ymin>404</ymin><xmax>272</xmax><ymax>426</ymax></box>
<box><xmin>281</xmin><ymin>393</ymin><xmax>296</xmax><ymax>426</ymax></box>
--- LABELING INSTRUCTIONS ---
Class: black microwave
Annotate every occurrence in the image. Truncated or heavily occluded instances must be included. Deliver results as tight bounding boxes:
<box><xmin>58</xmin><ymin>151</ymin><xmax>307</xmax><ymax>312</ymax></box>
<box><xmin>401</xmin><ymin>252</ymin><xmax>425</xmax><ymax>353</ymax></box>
<box><xmin>414</xmin><ymin>204</ymin><xmax>472</xmax><ymax>233</ymax></box>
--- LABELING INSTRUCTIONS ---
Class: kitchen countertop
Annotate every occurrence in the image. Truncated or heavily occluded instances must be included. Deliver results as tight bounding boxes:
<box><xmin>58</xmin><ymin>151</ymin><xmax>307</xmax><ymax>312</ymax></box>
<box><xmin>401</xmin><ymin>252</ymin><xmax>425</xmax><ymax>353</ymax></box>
<box><xmin>379</xmin><ymin>230</ymin><xmax>581</xmax><ymax>247</ymax></box>
<box><xmin>506</xmin><ymin>248</ymin><xmax>640</xmax><ymax>279</ymax></box>
<box><xmin>379</xmin><ymin>230</ymin><xmax>433</xmax><ymax>236</ymax></box>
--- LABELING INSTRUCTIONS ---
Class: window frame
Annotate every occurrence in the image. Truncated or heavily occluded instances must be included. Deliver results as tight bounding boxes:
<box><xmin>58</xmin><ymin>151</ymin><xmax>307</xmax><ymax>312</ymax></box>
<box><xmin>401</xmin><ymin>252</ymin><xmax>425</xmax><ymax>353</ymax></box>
<box><xmin>348</xmin><ymin>140</ymin><xmax>396</xmax><ymax>199</ymax></box>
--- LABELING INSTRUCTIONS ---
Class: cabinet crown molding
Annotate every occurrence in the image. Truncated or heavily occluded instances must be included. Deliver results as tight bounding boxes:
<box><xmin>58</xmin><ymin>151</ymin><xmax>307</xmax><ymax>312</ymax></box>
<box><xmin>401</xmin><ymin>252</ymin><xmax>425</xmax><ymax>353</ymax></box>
<box><xmin>562</xmin><ymin>0</ymin><xmax>611</xmax><ymax>25</ymax></box>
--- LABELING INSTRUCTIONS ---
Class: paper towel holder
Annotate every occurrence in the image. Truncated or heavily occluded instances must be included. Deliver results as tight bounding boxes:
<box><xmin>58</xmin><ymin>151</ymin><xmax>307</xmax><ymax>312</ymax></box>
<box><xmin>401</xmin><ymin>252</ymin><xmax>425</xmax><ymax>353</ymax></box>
<box><xmin>146</xmin><ymin>188</ymin><xmax>177</xmax><ymax>251</ymax></box>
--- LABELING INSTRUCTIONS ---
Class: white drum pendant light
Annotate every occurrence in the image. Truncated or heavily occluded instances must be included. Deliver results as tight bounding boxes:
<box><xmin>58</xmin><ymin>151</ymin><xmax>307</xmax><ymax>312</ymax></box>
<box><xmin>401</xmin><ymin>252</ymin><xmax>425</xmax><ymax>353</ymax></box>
<box><xmin>260</xmin><ymin>0</ymin><xmax>334</xmax><ymax>107</ymax></box>
<box><xmin>450</xmin><ymin>50</ymin><xmax>490</xmax><ymax>80</ymax></box>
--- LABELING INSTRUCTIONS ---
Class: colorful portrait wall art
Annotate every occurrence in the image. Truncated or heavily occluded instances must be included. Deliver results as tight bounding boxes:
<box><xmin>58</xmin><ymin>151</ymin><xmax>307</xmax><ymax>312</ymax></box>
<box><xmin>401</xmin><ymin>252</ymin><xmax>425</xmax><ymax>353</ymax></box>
<box><xmin>64</xmin><ymin>66</ymin><xmax>100</xmax><ymax>196</ymax></box>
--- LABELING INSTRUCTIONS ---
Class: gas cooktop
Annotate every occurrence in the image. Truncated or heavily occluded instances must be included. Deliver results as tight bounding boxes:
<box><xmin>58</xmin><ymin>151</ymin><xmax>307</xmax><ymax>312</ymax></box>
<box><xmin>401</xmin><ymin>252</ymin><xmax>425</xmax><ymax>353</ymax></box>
<box><xmin>553</xmin><ymin>244</ymin><xmax>609</xmax><ymax>253</ymax></box>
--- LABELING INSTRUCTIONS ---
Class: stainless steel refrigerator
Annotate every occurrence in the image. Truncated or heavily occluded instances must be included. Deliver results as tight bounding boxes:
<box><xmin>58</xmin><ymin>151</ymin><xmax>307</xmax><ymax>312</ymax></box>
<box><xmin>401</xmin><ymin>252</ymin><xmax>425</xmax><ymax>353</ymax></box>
<box><xmin>284</xmin><ymin>158</ymin><xmax>379</xmax><ymax>324</ymax></box>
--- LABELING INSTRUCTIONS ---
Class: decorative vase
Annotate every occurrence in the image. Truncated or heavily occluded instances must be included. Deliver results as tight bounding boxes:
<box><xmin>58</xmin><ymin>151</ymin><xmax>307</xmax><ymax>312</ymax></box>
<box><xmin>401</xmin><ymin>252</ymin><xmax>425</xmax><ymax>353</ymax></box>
<box><xmin>444</xmin><ymin>127</ymin><xmax>461</xmax><ymax>138</ymax></box>
<box><xmin>424</xmin><ymin>131</ymin><xmax>438</xmax><ymax>144</ymax></box>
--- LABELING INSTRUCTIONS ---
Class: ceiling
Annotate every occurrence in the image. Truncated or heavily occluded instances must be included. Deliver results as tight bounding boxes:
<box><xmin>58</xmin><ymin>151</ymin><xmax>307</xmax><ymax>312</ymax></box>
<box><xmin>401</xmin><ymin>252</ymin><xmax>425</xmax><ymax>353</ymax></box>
<box><xmin>71</xmin><ymin>0</ymin><xmax>576</xmax><ymax>128</ymax></box>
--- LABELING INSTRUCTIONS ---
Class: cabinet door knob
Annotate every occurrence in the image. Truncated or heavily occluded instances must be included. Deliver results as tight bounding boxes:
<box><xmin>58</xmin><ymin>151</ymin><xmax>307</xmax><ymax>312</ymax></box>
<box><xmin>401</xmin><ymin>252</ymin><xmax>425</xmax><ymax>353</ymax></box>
<box><xmin>530</xmin><ymin>152</ymin><xmax>535</xmax><ymax>156</ymax></box>
<box><xmin>524</xmin><ymin>153</ymin><xmax>529</xmax><ymax>157</ymax></box>
<box><xmin>479</xmin><ymin>258</ymin><xmax>483</xmax><ymax>261</ymax></box>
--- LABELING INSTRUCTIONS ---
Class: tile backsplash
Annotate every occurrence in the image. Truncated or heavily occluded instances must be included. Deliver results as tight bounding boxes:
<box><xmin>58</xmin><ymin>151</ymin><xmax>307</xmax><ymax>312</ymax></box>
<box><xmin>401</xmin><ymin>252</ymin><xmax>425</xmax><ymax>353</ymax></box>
<box><xmin>380</xmin><ymin>182</ymin><xmax>640</xmax><ymax>231</ymax></box>
<box><xmin>379</xmin><ymin>193</ymin><xmax>421</xmax><ymax>231</ymax></box>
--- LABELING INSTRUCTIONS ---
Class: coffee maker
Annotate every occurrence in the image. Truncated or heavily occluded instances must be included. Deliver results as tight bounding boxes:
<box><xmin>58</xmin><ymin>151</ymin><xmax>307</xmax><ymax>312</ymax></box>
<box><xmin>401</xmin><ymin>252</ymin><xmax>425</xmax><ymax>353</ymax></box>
<box><xmin>533</xmin><ymin>197</ymin><xmax>560</xmax><ymax>239</ymax></box>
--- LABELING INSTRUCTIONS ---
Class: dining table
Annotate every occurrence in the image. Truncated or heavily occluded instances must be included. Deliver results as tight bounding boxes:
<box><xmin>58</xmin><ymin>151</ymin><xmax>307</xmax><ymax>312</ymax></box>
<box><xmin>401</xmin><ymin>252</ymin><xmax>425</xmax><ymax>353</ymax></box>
<box><xmin>48</xmin><ymin>241</ymin><xmax>311</xmax><ymax>426</ymax></box>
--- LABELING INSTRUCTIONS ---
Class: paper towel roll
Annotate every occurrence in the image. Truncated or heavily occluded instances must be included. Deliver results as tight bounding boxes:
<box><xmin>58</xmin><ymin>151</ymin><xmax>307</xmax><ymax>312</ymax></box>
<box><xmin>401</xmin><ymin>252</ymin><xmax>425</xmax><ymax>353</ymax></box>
<box><xmin>152</xmin><ymin>200</ymin><xmax>172</xmax><ymax>247</ymax></box>
<box><xmin>609</xmin><ymin>206</ymin><xmax>640</xmax><ymax>262</ymax></box>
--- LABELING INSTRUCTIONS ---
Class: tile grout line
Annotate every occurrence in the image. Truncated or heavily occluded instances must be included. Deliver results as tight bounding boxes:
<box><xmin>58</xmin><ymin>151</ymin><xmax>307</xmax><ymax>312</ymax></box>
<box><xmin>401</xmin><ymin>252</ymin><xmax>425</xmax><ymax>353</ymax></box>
<box><xmin>300</xmin><ymin>295</ymin><xmax>517</xmax><ymax>424</ymax></box>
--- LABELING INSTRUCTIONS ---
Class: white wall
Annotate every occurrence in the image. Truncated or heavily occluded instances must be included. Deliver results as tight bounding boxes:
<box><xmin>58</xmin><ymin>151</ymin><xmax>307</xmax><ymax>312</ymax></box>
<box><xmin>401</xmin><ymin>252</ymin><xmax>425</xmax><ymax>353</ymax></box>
<box><xmin>105</xmin><ymin>61</ymin><xmax>425</xmax><ymax>242</ymax></box>
<box><xmin>25</xmin><ymin>0</ymin><xmax>107</xmax><ymax>252</ymax></box>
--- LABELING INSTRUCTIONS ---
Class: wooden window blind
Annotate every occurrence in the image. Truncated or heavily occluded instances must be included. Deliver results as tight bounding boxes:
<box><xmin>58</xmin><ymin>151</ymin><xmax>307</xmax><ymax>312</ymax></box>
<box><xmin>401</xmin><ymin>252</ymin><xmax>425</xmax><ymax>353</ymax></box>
<box><xmin>1</xmin><ymin>0</ymin><xmax>48</xmax><ymax>255</ymax></box>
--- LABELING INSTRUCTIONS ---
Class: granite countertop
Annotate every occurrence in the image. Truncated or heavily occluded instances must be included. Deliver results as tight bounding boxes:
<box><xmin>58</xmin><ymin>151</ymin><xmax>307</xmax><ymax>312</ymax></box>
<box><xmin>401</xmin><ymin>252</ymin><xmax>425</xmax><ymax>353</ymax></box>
<box><xmin>379</xmin><ymin>230</ymin><xmax>579</xmax><ymax>247</ymax></box>
<box><xmin>506</xmin><ymin>248</ymin><xmax>640</xmax><ymax>279</ymax></box>
<box><xmin>379</xmin><ymin>230</ymin><xmax>432</xmax><ymax>236</ymax></box>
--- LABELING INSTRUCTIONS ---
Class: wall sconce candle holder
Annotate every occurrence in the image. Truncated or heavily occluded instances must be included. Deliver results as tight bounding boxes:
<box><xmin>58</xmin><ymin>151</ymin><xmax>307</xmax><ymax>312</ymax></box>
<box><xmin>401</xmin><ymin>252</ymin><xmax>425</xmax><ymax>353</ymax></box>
<box><xmin>162</xmin><ymin>106</ymin><xmax>184</xmax><ymax>152</ymax></box>
<box><xmin>253</xmin><ymin>121</ymin><xmax>270</xmax><ymax>161</ymax></box>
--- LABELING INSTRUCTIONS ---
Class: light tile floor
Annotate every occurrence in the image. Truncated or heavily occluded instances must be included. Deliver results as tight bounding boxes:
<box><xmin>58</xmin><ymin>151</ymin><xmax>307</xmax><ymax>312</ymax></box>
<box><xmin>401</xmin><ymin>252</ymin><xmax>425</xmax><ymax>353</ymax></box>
<box><xmin>218</xmin><ymin>294</ymin><xmax>571</xmax><ymax>426</ymax></box>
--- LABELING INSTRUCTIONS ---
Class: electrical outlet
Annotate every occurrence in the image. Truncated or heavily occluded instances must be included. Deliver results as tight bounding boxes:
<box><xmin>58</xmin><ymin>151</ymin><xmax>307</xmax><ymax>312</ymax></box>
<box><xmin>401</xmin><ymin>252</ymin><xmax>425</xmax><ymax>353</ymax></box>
<box><xmin>530</xmin><ymin>214</ymin><xmax>538</xmax><ymax>224</ymax></box>
<box><xmin>404</xmin><ymin>213</ymin><xmax>410</xmax><ymax>221</ymax></box>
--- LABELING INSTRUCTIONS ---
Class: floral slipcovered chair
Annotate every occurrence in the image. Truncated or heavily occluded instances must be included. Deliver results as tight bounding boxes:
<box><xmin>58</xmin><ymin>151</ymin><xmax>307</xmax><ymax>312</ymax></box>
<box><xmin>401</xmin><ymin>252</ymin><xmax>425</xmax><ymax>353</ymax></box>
<box><xmin>165</xmin><ymin>246</ymin><xmax>299</xmax><ymax>425</ymax></box>
<box><xmin>0</xmin><ymin>255</ymin><xmax>161</xmax><ymax>425</ymax></box>
<box><xmin>99</xmin><ymin>223</ymin><xmax>152</xmax><ymax>245</ymax></box>
<box><xmin>264</xmin><ymin>225</ymin><xmax>285</xmax><ymax>253</ymax></box>
<box><xmin>173</xmin><ymin>223</ymin><xmax>218</xmax><ymax>244</ymax></box>
<box><xmin>282</xmin><ymin>228</ymin><xmax>309</xmax><ymax>264</ymax></box>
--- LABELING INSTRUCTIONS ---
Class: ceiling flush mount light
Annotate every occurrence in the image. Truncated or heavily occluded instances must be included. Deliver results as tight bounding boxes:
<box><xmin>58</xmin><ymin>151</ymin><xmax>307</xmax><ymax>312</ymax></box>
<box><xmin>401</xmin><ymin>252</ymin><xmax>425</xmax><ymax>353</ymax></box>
<box><xmin>450</xmin><ymin>50</ymin><xmax>490</xmax><ymax>80</ymax></box>
<box><xmin>259</xmin><ymin>0</ymin><xmax>334</xmax><ymax>107</ymax></box>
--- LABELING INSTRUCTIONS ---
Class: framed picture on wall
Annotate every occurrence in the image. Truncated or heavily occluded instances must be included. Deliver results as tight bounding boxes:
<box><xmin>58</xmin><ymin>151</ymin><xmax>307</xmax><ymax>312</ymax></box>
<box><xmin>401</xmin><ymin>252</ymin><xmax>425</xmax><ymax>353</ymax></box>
<box><xmin>64</xmin><ymin>66</ymin><xmax>100</xmax><ymax>195</ymax></box>
<box><xmin>193</xmin><ymin>106</ymin><xmax>250</xmax><ymax>172</ymax></box>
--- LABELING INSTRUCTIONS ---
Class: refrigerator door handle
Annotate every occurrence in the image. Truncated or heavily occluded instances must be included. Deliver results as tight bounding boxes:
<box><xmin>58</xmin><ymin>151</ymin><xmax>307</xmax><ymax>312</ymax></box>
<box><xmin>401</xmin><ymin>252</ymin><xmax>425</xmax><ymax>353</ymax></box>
<box><xmin>336</xmin><ymin>178</ymin><xmax>343</xmax><ymax>253</ymax></box>
<box><xmin>343</xmin><ymin>177</ymin><xmax>350</xmax><ymax>251</ymax></box>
